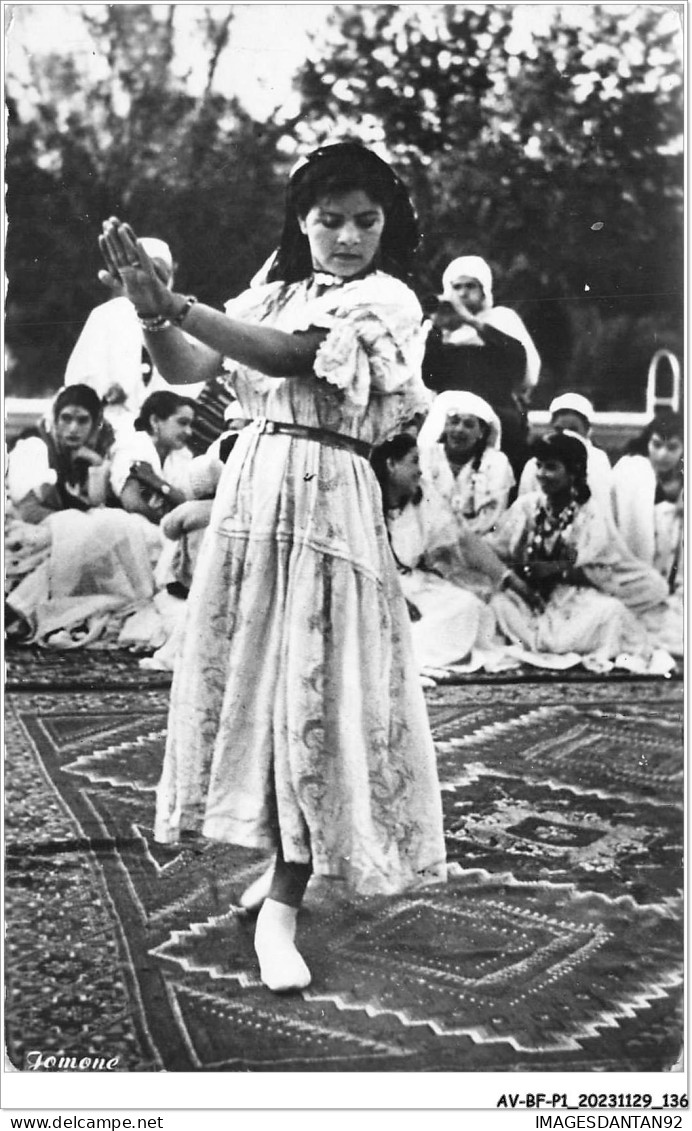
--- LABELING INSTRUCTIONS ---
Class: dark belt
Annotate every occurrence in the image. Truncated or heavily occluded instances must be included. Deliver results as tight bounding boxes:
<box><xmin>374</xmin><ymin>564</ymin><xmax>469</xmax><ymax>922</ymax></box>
<box><xmin>254</xmin><ymin>418</ymin><xmax>373</xmax><ymax>460</ymax></box>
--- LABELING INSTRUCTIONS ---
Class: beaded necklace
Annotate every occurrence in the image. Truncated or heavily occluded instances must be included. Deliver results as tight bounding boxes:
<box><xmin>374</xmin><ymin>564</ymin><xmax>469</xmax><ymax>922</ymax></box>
<box><xmin>526</xmin><ymin>496</ymin><xmax>579</xmax><ymax>564</ymax></box>
<box><xmin>444</xmin><ymin>447</ymin><xmax>484</xmax><ymax>523</ymax></box>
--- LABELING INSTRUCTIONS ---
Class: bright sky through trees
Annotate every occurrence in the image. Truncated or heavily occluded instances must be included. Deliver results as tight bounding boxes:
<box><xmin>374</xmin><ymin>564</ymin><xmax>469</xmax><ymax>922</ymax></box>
<box><xmin>7</xmin><ymin>3</ymin><xmax>682</xmax><ymax>123</ymax></box>
<box><xmin>6</xmin><ymin>3</ymin><xmax>328</xmax><ymax>119</ymax></box>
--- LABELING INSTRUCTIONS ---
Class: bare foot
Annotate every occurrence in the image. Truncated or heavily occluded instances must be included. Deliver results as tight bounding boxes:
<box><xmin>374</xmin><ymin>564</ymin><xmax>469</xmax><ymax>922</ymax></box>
<box><xmin>238</xmin><ymin>861</ymin><xmax>275</xmax><ymax>913</ymax></box>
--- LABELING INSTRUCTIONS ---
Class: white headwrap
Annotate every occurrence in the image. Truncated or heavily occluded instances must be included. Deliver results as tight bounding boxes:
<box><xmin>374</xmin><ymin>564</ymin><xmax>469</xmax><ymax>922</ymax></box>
<box><xmin>441</xmin><ymin>256</ymin><xmax>494</xmax><ymax>309</ymax></box>
<box><xmin>139</xmin><ymin>238</ymin><xmax>173</xmax><ymax>273</ymax></box>
<box><xmin>418</xmin><ymin>390</ymin><xmax>502</xmax><ymax>451</ymax></box>
<box><xmin>438</xmin><ymin>255</ymin><xmax>541</xmax><ymax>388</ymax></box>
<box><xmin>549</xmin><ymin>393</ymin><xmax>594</xmax><ymax>425</ymax></box>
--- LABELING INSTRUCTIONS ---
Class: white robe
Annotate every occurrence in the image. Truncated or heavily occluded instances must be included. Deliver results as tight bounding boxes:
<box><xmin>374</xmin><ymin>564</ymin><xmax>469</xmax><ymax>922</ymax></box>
<box><xmin>64</xmin><ymin>296</ymin><xmax>172</xmax><ymax>420</ymax></box>
<box><xmin>487</xmin><ymin>493</ymin><xmax>677</xmax><ymax>670</ymax></box>
<box><xmin>611</xmin><ymin>454</ymin><xmax>683</xmax><ymax>587</ymax></box>
<box><xmin>387</xmin><ymin>493</ymin><xmax>497</xmax><ymax>670</ymax></box>
<box><xmin>418</xmin><ymin>444</ymin><xmax>515</xmax><ymax>536</ymax></box>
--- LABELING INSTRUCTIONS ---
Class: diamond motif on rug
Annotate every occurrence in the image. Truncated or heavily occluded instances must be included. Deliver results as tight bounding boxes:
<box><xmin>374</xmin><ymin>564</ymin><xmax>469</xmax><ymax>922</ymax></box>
<box><xmin>5</xmin><ymin>682</ymin><xmax>684</xmax><ymax>1072</ymax></box>
<box><xmin>151</xmin><ymin>878</ymin><xmax>682</xmax><ymax>1059</ymax></box>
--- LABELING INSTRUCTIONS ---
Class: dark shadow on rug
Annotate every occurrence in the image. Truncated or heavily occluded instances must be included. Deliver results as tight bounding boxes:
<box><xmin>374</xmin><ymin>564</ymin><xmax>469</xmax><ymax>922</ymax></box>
<box><xmin>5</xmin><ymin>642</ymin><xmax>683</xmax><ymax>691</ymax></box>
<box><xmin>5</xmin><ymin>645</ymin><xmax>173</xmax><ymax>691</ymax></box>
<box><xmin>5</xmin><ymin>680</ymin><xmax>684</xmax><ymax>1072</ymax></box>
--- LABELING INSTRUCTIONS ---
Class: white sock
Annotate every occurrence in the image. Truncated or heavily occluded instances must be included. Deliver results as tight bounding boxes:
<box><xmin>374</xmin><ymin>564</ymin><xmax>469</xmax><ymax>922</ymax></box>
<box><xmin>254</xmin><ymin>898</ymin><xmax>311</xmax><ymax>993</ymax></box>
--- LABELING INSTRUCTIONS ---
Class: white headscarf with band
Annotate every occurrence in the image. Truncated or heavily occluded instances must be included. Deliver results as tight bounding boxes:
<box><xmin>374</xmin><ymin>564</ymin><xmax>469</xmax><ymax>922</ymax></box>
<box><xmin>439</xmin><ymin>256</ymin><xmax>541</xmax><ymax>388</ymax></box>
<box><xmin>418</xmin><ymin>390</ymin><xmax>502</xmax><ymax>451</ymax></box>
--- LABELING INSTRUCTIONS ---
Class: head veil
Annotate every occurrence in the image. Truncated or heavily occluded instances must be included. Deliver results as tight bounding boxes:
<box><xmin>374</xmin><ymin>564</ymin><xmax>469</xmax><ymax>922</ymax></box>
<box><xmin>418</xmin><ymin>390</ymin><xmax>502</xmax><ymax>451</ymax></box>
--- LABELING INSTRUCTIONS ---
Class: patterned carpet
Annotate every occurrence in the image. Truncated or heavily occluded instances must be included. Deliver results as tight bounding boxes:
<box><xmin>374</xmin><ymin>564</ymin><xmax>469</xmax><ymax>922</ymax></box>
<box><xmin>4</xmin><ymin>664</ymin><xmax>684</xmax><ymax>1073</ymax></box>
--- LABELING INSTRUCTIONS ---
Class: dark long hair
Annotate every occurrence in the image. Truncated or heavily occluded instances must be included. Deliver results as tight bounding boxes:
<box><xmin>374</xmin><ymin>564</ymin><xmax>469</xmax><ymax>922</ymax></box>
<box><xmin>135</xmin><ymin>391</ymin><xmax>196</xmax><ymax>434</ymax></box>
<box><xmin>52</xmin><ymin>383</ymin><xmax>102</xmax><ymax>426</ymax></box>
<box><xmin>43</xmin><ymin>385</ymin><xmax>112</xmax><ymax>508</ymax></box>
<box><xmin>371</xmin><ymin>432</ymin><xmax>421</xmax><ymax>505</ymax></box>
<box><xmin>49</xmin><ymin>382</ymin><xmax>112</xmax><ymax>459</ymax></box>
<box><xmin>532</xmin><ymin>430</ymin><xmax>591</xmax><ymax>505</ymax></box>
<box><xmin>267</xmin><ymin>142</ymin><xmax>420</xmax><ymax>284</ymax></box>
<box><xmin>625</xmin><ymin>410</ymin><xmax>684</xmax><ymax>457</ymax></box>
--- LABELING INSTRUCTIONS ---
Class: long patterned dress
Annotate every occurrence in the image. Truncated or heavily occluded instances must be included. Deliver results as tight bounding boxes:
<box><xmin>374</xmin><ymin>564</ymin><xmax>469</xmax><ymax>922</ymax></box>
<box><xmin>154</xmin><ymin>272</ymin><xmax>448</xmax><ymax>896</ymax></box>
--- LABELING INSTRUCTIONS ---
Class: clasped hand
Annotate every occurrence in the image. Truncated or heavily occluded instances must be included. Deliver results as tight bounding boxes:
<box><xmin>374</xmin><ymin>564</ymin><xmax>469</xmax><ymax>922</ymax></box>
<box><xmin>130</xmin><ymin>460</ymin><xmax>162</xmax><ymax>491</ymax></box>
<box><xmin>99</xmin><ymin>217</ymin><xmax>171</xmax><ymax>317</ymax></box>
<box><xmin>522</xmin><ymin>561</ymin><xmax>569</xmax><ymax>584</ymax></box>
<box><xmin>72</xmin><ymin>446</ymin><xmax>103</xmax><ymax>467</ymax></box>
<box><xmin>504</xmin><ymin>572</ymin><xmax>545</xmax><ymax>613</ymax></box>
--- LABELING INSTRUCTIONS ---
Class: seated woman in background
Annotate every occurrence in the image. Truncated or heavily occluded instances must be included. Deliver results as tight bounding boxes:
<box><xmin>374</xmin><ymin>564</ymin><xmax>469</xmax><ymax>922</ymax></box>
<box><xmin>611</xmin><ymin>411</ymin><xmax>683</xmax><ymax>596</ymax></box>
<box><xmin>488</xmin><ymin>430</ymin><xmax>676</xmax><ymax>671</ymax></box>
<box><xmin>7</xmin><ymin>384</ymin><xmax>115</xmax><ymax>523</ymax></box>
<box><xmin>6</xmin><ymin>386</ymin><xmax>162</xmax><ymax>650</ymax></box>
<box><xmin>152</xmin><ymin>404</ymin><xmax>248</xmax><ymax>598</ymax></box>
<box><xmin>109</xmin><ymin>390</ymin><xmax>197</xmax><ymax>524</ymax></box>
<box><xmin>137</xmin><ymin>404</ymin><xmax>252</xmax><ymax>670</ymax></box>
<box><xmin>418</xmin><ymin>390</ymin><xmax>515</xmax><ymax>535</ymax></box>
<box><xmin>518</xmin><ymin>392</ymin><xmax>613</xmax><ymax>517</ymax></box>
<box><xmin>372</xmin><ymin>432</ymin><xmax>538</xmax><ymax>673</ymax></box>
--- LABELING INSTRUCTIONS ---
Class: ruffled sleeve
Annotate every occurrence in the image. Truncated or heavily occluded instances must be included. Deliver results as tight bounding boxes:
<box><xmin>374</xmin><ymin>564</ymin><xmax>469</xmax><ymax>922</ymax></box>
<box><xmin>218</xmin><ymin>274</ymin><xmax>427</xmax><ymax>417</ymax></box>
<box><xmin>305</xmin><ymin>274</ymin><xmax>427</xmax><ymax>408</ymax></box>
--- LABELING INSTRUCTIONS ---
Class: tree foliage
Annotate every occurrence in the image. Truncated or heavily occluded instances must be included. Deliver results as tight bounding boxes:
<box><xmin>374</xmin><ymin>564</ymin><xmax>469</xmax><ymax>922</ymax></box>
<box><xmin>6</xmin><ymin>5</ymin><xmax>288</xmax><ymax>395</ymax></box>
<box><xmin>295</xmin><ymin>3</ymin><xmax>684</xmax><ymax>406</ymax></box>
<box><xmin>5</xmin><ymin>3</ymin><xmax>684</xmax><ymax>409</ymax></box>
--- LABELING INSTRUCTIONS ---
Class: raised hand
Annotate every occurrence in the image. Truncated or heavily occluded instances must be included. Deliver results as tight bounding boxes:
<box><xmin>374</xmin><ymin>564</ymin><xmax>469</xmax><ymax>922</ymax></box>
<box><xmin>98</xmin><ymin>217</ymin><xmax>171</xmax><ymax>317</ymax></box>
<box><xmin>103</xmin><ymin>382</ymin><xmax>127</xmax><ymax>406</ymax></box>
<box><xmin>431</xmin><ymin>300</ymin><xmax>463</xmax><ymax>333</ymax></box>
<box><xmin>447</xmin><ymin>296</ymin><xmax>478</xmax><ymax>326</ymax></box>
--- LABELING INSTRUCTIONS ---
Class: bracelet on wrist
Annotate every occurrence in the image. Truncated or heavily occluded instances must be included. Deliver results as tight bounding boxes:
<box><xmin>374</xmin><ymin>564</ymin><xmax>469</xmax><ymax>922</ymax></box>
<box><xmin>138</xmin><ymin>312</ymin><xmax>172</xmax><ymax>332</ymax></box>
<box><xmin>171</xmin><ymin>295</ymin><xmax>198</xmax><ymax>327</ymax></box>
